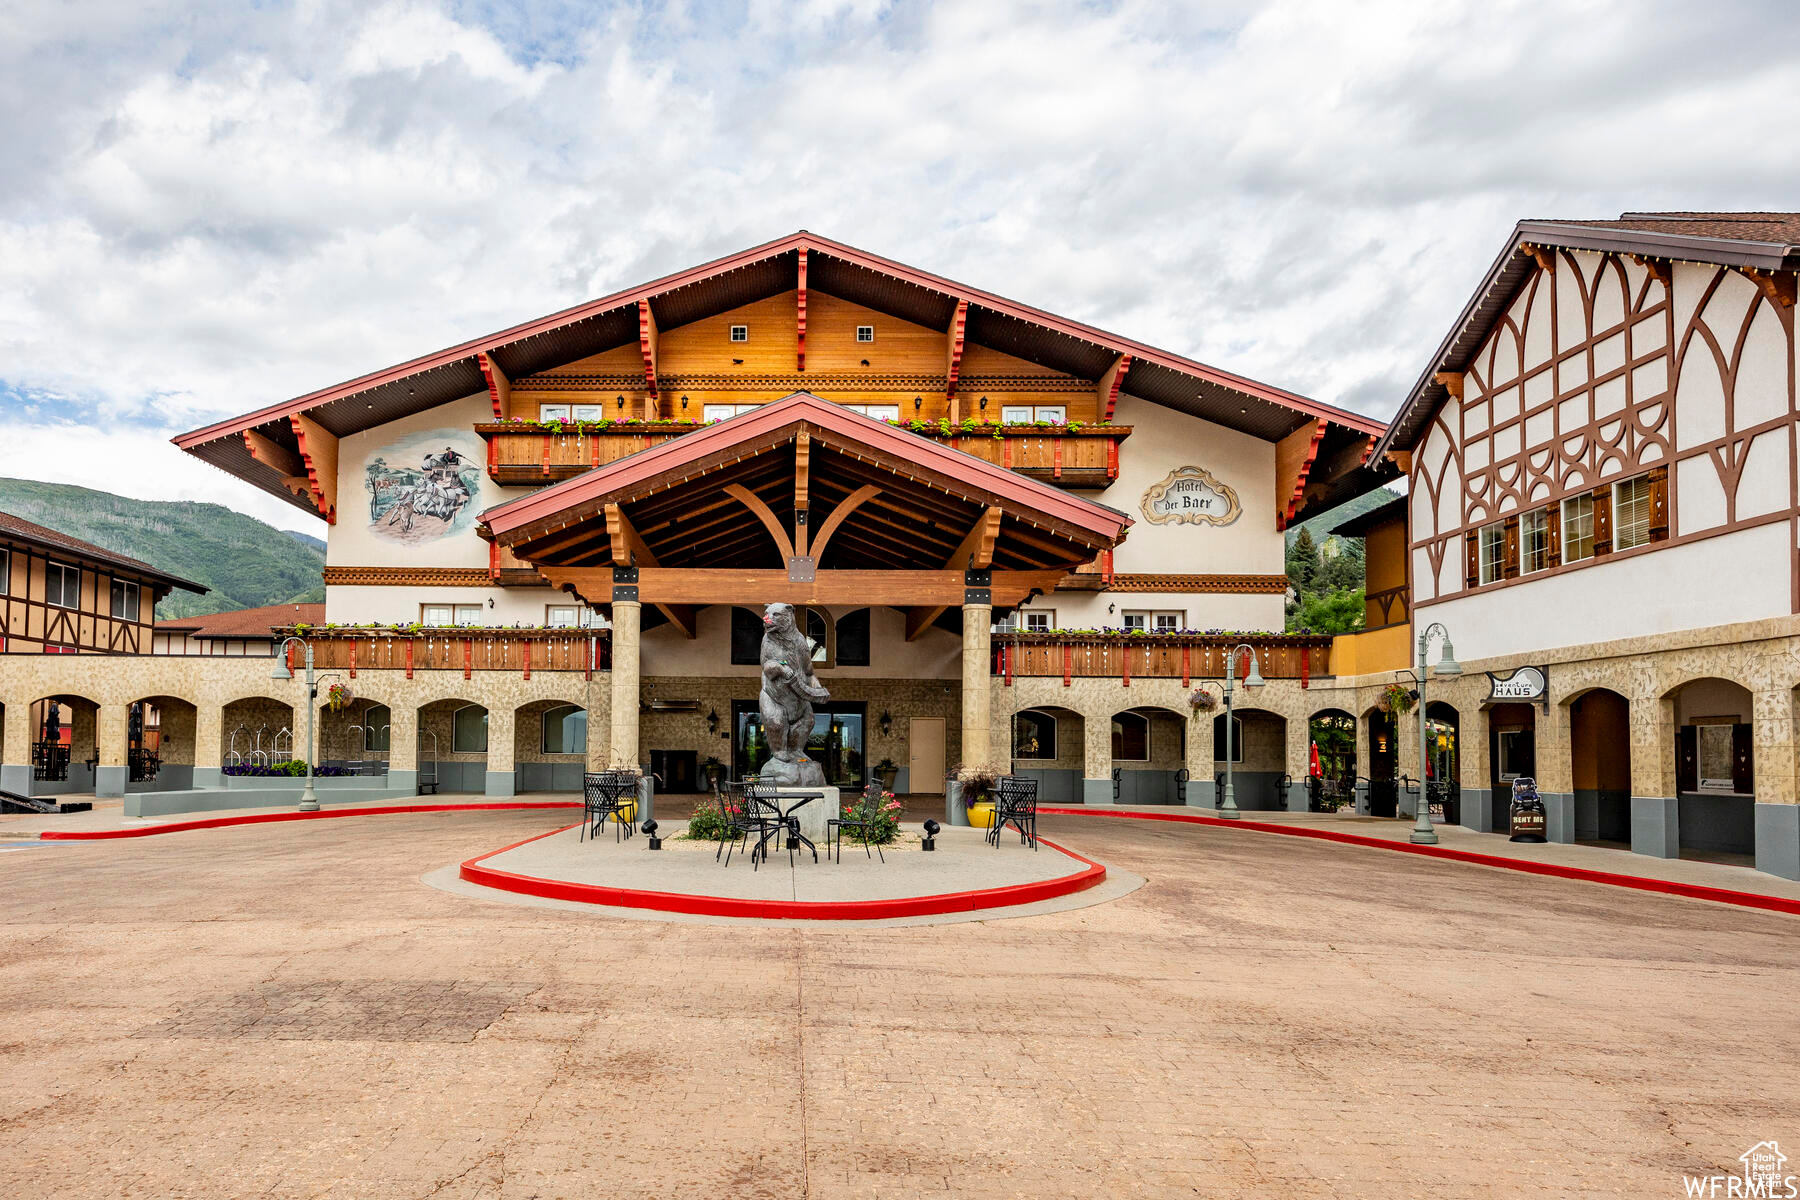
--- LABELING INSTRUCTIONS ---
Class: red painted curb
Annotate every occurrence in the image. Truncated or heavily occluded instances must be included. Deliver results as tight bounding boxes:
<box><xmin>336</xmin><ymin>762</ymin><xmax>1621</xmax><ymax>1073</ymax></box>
<box><xmin>458</xmin><ymin>828</ymin><xmax>1107</xmax><ymax>921</ymax></box>
<box><xmin>38</xmin><ymin>802</ymin><xmax>583</xmax><ymax>840</ymax></box>
<box><xmin>1038</xmin><ymin>807</ymin><xmax>1800</xmax><ymax>918</ymax></box>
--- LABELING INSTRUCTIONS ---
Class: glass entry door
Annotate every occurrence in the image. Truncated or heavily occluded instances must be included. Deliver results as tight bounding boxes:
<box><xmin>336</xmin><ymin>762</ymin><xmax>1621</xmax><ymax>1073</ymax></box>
<box><xmin>732</xmin><ymin>700</ymin><xmax>866</xmax><ymax>789</ymax></box>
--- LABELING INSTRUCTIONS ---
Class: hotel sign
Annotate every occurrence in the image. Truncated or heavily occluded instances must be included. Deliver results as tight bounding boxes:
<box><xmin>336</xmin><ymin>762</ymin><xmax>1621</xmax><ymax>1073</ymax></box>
<box><xmin>1141</xmin><ymin>466</ymin><xmax>1242</xmax><ymax>527</ymax></box>
<box><xmin>1487</xmin><ymin>665</ymin><xmax>1548</xmax><ymax>702</ymax></box>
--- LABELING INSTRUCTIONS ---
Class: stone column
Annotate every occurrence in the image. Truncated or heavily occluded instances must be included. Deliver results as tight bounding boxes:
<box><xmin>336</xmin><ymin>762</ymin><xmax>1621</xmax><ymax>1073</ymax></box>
<box><xmin>484</xmin><ymin>705</ymin><xmax>516</xmax><ymax>798</ymax></box>
<box><xmin>1459</xmin><ymin>703</ymin><xmax>1491</xmax><ymax>831</ymax></box>
<box><xmin>1753</xmin><ymin>686</ymin><xmax>1799</xmax><ymax>880</ymax></box>
<box><xmin>1081</xmin><ymin>708</ymin><xmax>1113</xmax><ymax>805</ymax></box>
<box><xmin>387</xmin><ymin>703</ymin><xmax>418</xmax><ymax>794</ymax></box>
<box><xmin>1394</xmin><ymin>699</ymin><xmax>1420</xmax><ymax>819</ymax></box>
<box><xmin>1351</xmin><ymin>707</ymin><xmax>1371</xmax><ymax>815</ymax></box>
<box><xmin>610</xmin><ymin>599</ymin><xmax>641</xmax><ymax>771</ymax></box>
<box><xmin>1283</xmin><ymin>714</ymin><xmax>1311</xmax><ymax>812</ymax></box>
<box><xmin>1630</xmin><ymin>693</ymin><xmax>1679</xmax><ymax>859</ymax></box>
<box><xmin>1534</xmin><ymin>701</ymin><xmax>1574</xmax><ymax>843</ymax></box>
<box><xmin>1</xmin><ymin>696</ymin><xmax>32</xmax><ymax>797</ymax></box>
<box><xmin>1185</xmin><ymin>707</ymin><xmax>1215</xmax><ymax>808</ymax></box>
<box><xmin>192</xmin><ymin>703</ymin><xmax>224</xmax><ymax>789</ymax></box>
<box><xmin>95</xmin><ymin>703</ymin><xmax>128</xmax><ymax>799</ymax></box>
<box><xmin>961</xmin><ymin>600</ymin><xmax>992</xmax><ymax>773</ymax></box>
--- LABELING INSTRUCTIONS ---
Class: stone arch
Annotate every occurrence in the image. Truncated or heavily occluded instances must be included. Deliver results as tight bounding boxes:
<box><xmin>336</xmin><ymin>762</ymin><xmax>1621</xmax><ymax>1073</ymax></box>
<box><xmin>417</xmin><ymin>697</ymin><xmax>489</xmax><ymax>794</ymax></box>
<box><xmin>1108</xmin><ymin>705</ymin><xmax>1186</xmax><ymax>806</ymax></box>
<box><xmin>1007</xmin><ymin>705</ymin><xmax>1083</xmax><ymax>805</ymax></box>
<box><xmin>123</xmin><ymin>694</ymin><xmax>199</xmax><ymax>791</ymax></box>
<box><xmin>1307</xmin><ymin>707</ymin><xmax>1358</xmax><ymax>808</ymax></box>
<box><xmin>26</xmin><ymin>693</ymin><xmax>101</xmax><ymax>795</ymax></box>
<box><xmin>1661</xmin><ymin>676</ymin><xmax>1755</xmax><ymax>859</ymax></box>
<box><xmin>515</xmin><ymin>699</ymin><xmax>588</xmax><ymax>793</ymax></box>
<box><xmin>1213</xmin><ymin>705</ymin><xmax>1288</xmax><ymax>811</ymax></box>
<box><xmin>220</xmin><ymin>696</ymin><xmax>296</xmax><ymax>771</ymax></box>
<box><xmin>1567</xmin><ymin>687</ymin><xmax>1631</xmax><ymax>845</ymax></box>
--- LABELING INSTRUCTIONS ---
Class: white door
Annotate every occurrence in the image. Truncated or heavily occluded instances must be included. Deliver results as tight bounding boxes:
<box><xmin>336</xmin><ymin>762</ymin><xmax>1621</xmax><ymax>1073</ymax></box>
<box><xmin>908</xmin><ymin>717</ymin><xmax>945</xmax><ymax>795</ymax></box>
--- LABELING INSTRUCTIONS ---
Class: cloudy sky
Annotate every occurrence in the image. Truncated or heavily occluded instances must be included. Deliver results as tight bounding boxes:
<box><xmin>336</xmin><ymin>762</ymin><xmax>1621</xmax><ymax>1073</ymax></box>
<box><xmin>2</xmin><ymin>0</ymin><xmax>1797</xmax><ymax>531</ymax></box>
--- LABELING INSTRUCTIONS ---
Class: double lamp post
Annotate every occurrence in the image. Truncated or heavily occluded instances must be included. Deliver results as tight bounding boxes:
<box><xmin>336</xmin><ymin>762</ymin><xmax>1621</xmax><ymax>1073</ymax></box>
<box><xmin>271</xmin><ymin>635</ymin><xmax>337</xmax><ymax>813</ymax></box>
<box><xmin>1193</xmin><ymin>643</ymin><xmax>1265</xmax><ymax>820</ymax></box>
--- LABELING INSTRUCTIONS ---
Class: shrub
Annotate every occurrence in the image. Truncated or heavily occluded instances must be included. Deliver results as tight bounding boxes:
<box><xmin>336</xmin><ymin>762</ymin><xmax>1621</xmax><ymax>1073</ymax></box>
<box><xmin>839</xmin><ymin>791</ymin><xmax>902</xmax><ymax>845</ymax></box>
<box><xmin>682</xmin><ymin>799</ymin><xmax>739</xmax><ymax>842</ymax></box>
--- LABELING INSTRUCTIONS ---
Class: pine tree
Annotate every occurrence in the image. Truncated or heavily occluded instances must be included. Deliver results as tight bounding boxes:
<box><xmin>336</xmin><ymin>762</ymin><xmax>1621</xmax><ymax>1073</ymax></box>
<box><xmin>1285</xmin><ymin>527</ymin><xmax>1319</xmax><ymax>593</ymax></box>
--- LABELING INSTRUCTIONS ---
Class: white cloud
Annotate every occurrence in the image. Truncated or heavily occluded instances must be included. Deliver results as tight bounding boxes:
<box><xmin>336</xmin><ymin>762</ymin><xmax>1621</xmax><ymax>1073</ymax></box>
<box><xmin>1</xmin><ymin>0</ymin><xmax>1798</xmax><ymax>525</ymax></box>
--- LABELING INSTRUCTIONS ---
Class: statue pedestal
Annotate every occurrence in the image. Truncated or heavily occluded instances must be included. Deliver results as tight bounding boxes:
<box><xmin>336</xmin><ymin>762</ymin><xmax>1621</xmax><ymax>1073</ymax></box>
<box><xmin>765</xmin><ymin>785</ymin><xmax>839</xmax><ymax>844</ymax></box>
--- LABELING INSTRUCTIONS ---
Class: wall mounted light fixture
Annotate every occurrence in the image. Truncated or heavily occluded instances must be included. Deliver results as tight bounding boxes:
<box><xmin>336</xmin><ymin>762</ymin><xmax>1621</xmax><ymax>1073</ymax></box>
<box><xmin>879</xmin><ymin>710</ymin><xmax>892</xmax><ymax>737</ymax></box>
<box><xmin>706</xmin><ymin>708</ymin><xmax>719</xmax><ymax>734</ymax></box>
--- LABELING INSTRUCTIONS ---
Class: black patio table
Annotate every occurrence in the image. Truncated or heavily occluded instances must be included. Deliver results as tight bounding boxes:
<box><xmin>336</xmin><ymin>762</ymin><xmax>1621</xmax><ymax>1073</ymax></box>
<box><xmin>749</xmin><ymin>790</ymin><xmax>823</xmax><ymax>867</ymax></box>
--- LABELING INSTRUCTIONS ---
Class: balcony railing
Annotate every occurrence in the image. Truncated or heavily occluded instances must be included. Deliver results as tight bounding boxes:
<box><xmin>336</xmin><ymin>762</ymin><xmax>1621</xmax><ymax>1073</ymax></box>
<box><xmin>276</xmin><ymin>627</ymin><xmax>611</xmax><ymax>677</ymax></box>
<box><xmin>475</xmin><ymin>420</ymin><xmax>1131</xmax><ymax>488</ymax></box>
<box><xmin>992</xmin><ymin>632</ymin><xmax>1333</xmax><ymax>684</ymax></box>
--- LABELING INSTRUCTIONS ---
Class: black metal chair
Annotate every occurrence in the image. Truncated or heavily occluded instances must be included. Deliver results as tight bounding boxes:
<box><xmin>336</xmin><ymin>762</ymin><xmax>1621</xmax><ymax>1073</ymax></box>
<box><xmin>730</xmin><ymin>783</ymin><xmax>788</xmax><ymax>870</ymax></box>
<box><xmin>582</xmin><ymin>771</ymin><xmax>636</xmax><ymax>843</ymax></box>
<box><xmin>715</xmin><ymin>779</ymin><xmax>768</xmax><ymax>866</ymax></box>
<box><xmin>989</xmin><ymin>775</ymin><xmax>1038</xmax><ymax>850</ymax></box>
<box><xmin>827</xmin><ymin>785</ymin><xmax>887</xmax><ymax>864</ymax></box>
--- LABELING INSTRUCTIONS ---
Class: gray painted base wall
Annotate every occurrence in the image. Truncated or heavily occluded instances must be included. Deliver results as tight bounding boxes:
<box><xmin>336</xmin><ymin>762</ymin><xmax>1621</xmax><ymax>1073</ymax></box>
<box><xmin>1631</xmin><ymin>796</ymin><xmax>1679</xmax><ymax>858</ymax></box>
<box><xmin>126</xmin><ymin>765</ymin><xmax>194</xmax><ymax>794</ymax></box>
<box><xmin>1220</xmin><ymin>770</ymin><xmax>1284</xmax><ymax>811</ymax></box>
<box><xmin>1115</xmin><ymin>769</ymin><xmax>1179</xmax><ymax>806</ymax></box>
<box><xmin>515</xmin><ymin>762</ymin><xmax>585</xmax><ymax>793</ymax></box>
<box><xmin>1010</xmin><ymin>768</ymin><xmax>1080</xmax><ymax>806</ymax></box>
<box><xmin>1081</xmin><ymin>777</ymin><xmax>1111</xmax><ymax>805</ymax></box>
<box><xmin>124</xmin><ymin>786</ymin><xmax>408</xmax><ymax>818</ymax></box>
<box><xmin>1677</xmin><ymin>793</ymin><xmax>1755</xmax><ymax>855</ymax></box>
<box><xmin>1573</xmin><ymin>789</ymin><xmax>1632</xmax><ymax>842</ymax></box>
<box><xmin>94</xmin><ymin>765</ymin><xmax>126</xmax><ymax>799</ymax></box>
<box><xmin>1755</xmin><ymin>804</ymin><xmax>1800</xmax><ymax>881</ymax></box>
<box><xmin>1186</xmin><ymin>780</ymin><xmax>1217</xmax><ymax>808</ymax></box>
<box><xmin>1461</xmin><ymin>788</ymin><xmax>1494</xmax><ymax>832</ymax></box>
<box><xmin>1542</xmin><ymin>792</ymin><xmax>1575</xmax><ymax>844</ymax></box>
<box><xmin>484</xmin><ymin>770</ymin><xmax>516</xmax><ymax>798</ymax></box>
<box><xmin>0</xmin><ymin>763</ymin><xmax>30</xmax><ymax>796</ymax></box>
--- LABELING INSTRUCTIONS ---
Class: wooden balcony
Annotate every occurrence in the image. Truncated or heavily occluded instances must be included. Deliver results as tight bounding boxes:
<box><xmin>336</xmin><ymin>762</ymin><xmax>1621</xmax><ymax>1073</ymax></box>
<box><xmin>475</xmin><ymin>421</ymin><xmax>1131</xmax><ymax>488</ymax></box>
<box><xmin>993</xmin><ymin>632</ymin><xmax>1332</xmax><ymax>684</ymax></box>
<box><xmin>277</xmin><ymin>627</ymin><xmax>610</xmax><ymax>677</ymax></box>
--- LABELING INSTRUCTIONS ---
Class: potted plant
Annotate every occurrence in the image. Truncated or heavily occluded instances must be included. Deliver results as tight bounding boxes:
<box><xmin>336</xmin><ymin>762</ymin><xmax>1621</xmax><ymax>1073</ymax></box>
<box><xmin>1188</xmin><ymin>688</ymin><xmax>1218</xmax><ymax>717</ymax></box>
<box><xmin>950</xmin><ymin>765</ymin><xmax>999</xmax><ymax>828</ymax></box>
<box><xmin>873</xmin><ymin>757</ymin><xmax>899</xmax><ymax>793</ymax></box>
<box><xmin>700</xmin><ymin>755</ymin><xmax>724</xmax><ymax>793</ymax></box>
<box><xmin>326</xmin><ymin>682</ymin><xmax>354</xmax><ymax>713</ymax></box>
<box><xmin>1380</xmin><ymin>682</ymin><xmax>1417</xmax><ymax>716</ymax></box>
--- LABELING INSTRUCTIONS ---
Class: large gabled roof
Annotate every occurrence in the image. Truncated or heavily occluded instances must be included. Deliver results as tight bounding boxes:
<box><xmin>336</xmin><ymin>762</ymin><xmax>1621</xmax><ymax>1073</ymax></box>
<box><xmin>175</xmin><ymin>230</ymin><xmax>1391</xmax><ymax>517</ymax></box>
<box><xmin>1378</xmin><ymin>212</ymin><xmax>1800</xmax><ymax>456</ymax></box>
<box><xmin>0</xmin><ymin>511</ymin><xmax>207</xmax><ymax>595</ymax></box>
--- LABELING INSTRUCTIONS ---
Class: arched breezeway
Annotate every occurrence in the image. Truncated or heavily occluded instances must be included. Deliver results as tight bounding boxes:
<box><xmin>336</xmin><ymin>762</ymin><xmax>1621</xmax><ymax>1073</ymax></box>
<box><xmin>1008</xmin><ymin>706</ymin><xmax>1084</xmax><ymax>805</ymax></box>
<box><xmin>1110</xmin><ymin>706</ymin><xmax>1186</xmax><ymax>806</ymax></box>
<box><xmin>1213</xmin><ymin>707</ymin><xmax>1287</xmax><ymax>811</ymax></box>
<box><xmin>1568</xmin><ymin>688</ymin><xmax>1632</xmax><ymax>846</ymax></box>
<box><xmin>1663</xmin><ymin>676</ymin><xmax>1756</xmax><ymax>861</ymax></box>
<box><xmin>1306</xmin><ymin>708</ymin><xmax>1357</xmax><ymax>811</ymax></box>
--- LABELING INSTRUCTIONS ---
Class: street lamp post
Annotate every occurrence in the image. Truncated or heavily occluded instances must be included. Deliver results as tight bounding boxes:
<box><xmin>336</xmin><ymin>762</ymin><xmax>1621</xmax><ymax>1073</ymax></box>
<box><xmin>1409</xmin><ymin>621</ymin><xmax>1462</xmax><ymax>845</ymax></box>
<box><xmin>1198</xmin><ymin>644</ymin><xmax>1266</xmax><ymax>820</ymax></box>
<box><xmin>271</xmin><ymin>635</ymin><xmax>337</xmax><ymax>813</ymax></box>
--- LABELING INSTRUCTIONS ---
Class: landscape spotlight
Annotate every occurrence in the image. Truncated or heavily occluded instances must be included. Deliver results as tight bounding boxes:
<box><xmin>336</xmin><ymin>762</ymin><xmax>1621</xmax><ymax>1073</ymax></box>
<box><xmin>921</xmin><ymin>818</ymin><xmax>939</xmax><ymax>852</ymax></box>
<box><xmin>641</xmin><ymin>819</ymin><xmax>662</xmax><ymax>850</ymax></box>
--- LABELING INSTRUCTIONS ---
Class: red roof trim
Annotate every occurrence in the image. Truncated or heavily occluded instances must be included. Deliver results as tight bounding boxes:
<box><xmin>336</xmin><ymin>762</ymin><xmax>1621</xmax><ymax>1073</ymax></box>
<box><xmin>479</xmin><ymin>393</ymin><xmax>1131</xmax><ymax>544</ymax></box>
<box><xmin>175</xmin><ymin>231</ymin><xmax>1384</xmax><ymax>451</ymax></box>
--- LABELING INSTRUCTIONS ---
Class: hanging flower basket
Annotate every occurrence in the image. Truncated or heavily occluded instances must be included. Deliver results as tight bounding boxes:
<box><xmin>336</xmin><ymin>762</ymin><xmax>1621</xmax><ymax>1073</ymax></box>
<box><xmin>326</xmin><ymin>682</ymin><xmax>354</xmax><ymax>713</ymax></box>
<box><xmin>1379</xmin><ymin>682</ymin><xmax>1416</xmax><ymax>716</ymax></box>
<box><xmin>1188</xmin><ymin>688</ymin><xmax>1218</xmax><ymax>715</ymax></box>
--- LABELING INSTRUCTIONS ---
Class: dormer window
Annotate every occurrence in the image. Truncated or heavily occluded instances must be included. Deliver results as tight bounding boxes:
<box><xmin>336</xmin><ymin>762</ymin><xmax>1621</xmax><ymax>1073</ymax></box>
<box><xmin>856</xmin><ymin>325</ymin><xmax>874</xmax><ymax>343</ymax></box>
<box><xmin>729</xmin><ymin>325</ymin><xmax>748</xmax><ymax>342</ymax></box>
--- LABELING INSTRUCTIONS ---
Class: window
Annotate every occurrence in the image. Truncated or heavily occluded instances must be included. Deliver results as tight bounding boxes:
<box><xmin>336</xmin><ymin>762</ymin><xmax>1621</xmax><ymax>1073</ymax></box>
<box><xmin>452</xmin><ymin>705</ymin><xmax>488</xmax><ymax>753</ymax></box>
<box><xmin>546</xmin><ymin>605</ymin><xmax>599</xmax><ymax>629</ymax></box>
<box><xmin>455</xmin><ymin>604</ymin><xmax>482</xmax><ymax>626</ymax></box>
<box><xmin>729</xmin><ymin>324</ymin><xmax>748</xmax><ymax>342</ymax></box>
<box><xmin>841</xmin><ymin>403</ymin><xmax>901</xmax><ymax>422</ymax></box>
<box><xmin>110</xmin><ymin>579</ymin><xmax>141</xmax><ymax>621</ymax></box>
<box><xmin>45</xmin><ymin>562</ymin><xmax>79</xmax><ymax>609</ymax></box>
<box><xmin>856</xmin><ymin>325</ymin><xmax>874</xmax><ymax>343</ymax></box>
<box><xmin>571</xmin><ymin>404</ymin><xmax>605</xmax><ymax>421</ymax></box>
<box><xmin>1000</xmin><ymin>404</ymin><xmax>1067</xmax><ymax>424</ymax></box>
<box><xmin>1694</xmin><ymin>720</ymin><xmax>1738</xmax><ymax>792</ymax></box>
<box><xmin>1521</xmin><ymin>509</ymin><xmax>1549</xmax><ymax>574</ymax></box>
<box><xmin>364</xmin><ymin>705</ymin><xmax>391</xmax><ymax>752</ymax></box>
<box><xmin>1562</xmin><ymin>494</ymin><xmax>1595</xmax><ymax>563</ymax></box>
<box><xmin>835</xmin><ymin>608</ymin><xmax>870</xmax><ymax>667</ymax></box>
<box><xmin>538</xmin><ymin>403</ymin><xmax>571</xmax><ymax>421</ymax></box>
<box><xmin>703</xmin><ymin>402</ymin><xmax>761</xmax><ymax>423</ymax></box>
<box><xmin>1022</xmin><ymin>610</ymin><xmax>1054</xmax><ymax>632</ymax></box>
<box><xmin>1013</xmin><ymin>710</ymin><xmax>1057</xmax><ymax>760</ymax></box>
<box><xmin>0</xmin><ymin>548</ymin><xmax>8</xmax><ymax>595</ymax></box>
<box><xmin>1111</xmin><ymin>712</ymin><xmax>1149</xmax><ymax>761</ymax></box>
<box><xmin>542</xmin><ymin>704</ymin><xmax>587</xmax><ymax>754</ymax></box>
<box><xmin>1213</xmin><ymin>714</ymin><xmax>1244</xmax><ymax>763</ymax></box>
<box><xmin>1614</xmin><ymin>476</ymin><xmax>1652</xmax><ymax>551</ymax></box>
<box><xmin>730</xmin><ymin>607</ymin><xmax>764</xmax><ymax>665</ymax></box>
<box><xmin>804</xmin><ymin>607</ymin><xmax>831</xmax><ymax>668</ymax></box>
<box><xmin>1124</xmin><ymin>610</ymin><xmax>1182</xmax><ymax>631</ymax></box>
<box><xmin>1478</xmin><ymin>521</ymin><xmax>1506</xmax><ymax>585</ymax></box>
<box><xmin>422</xmin><ymin>604</ymin><xmax>482</xmax><ymax>626</ymax></box>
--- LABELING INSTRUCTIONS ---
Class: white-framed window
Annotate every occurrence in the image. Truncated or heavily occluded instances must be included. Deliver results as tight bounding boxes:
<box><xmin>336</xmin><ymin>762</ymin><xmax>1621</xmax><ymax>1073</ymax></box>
<box><xmin>0</xmin><ymin>547</ymin><xmax>9</xmax><ymax>595</ymax></box>
<box><xmin>1478</xmin><ymin>521</ymin><xmax>1506</xmax><ymax>585</ymax></box>
<box><xmin>1123</xmin><ymin>610</ymin><xmax>1182</xmax><ymax>632</ymax></box>
<box><xmin>1614</xmin><ymin>475</ymin><xmax>1652</xmax><ymax>551</ymax></box>
<box><xmin>110</xmin><ymin>579</ymin><xmax>140</xmax><ymax>621</ymax></box>
<box><xmin>570</xmin><ymin>403</ymin><xmax>604</xmax><ymax>421</ymax></box>
<box><xmin>546</xmin><ymin>605</ymin><xmax>600</xmax><ymax>629</ymax></box>
<box><xmin>45</xmin><ymin>561</ymin><xmax>79</xmax><ymax>609</ymax></box>
<box><xmin>1521</xmin><ymin>509</ymin><xmax>1549</xmax><ymax>574</ymax></box>
<box><xmin>364</xmin><ymin>705</ymin><xmax>391</xmax><ymax>753</ymax></box>
<box><xmin>1562</xmin><ymin>494</ymin><xmax>1595</xmax><ymax>563</ymax></box>
<box><xmin>452</xmin><ymin>704</ymin><xmax>488</xmax><ymax>753</ymax></box>
<box><xmin>728</xmin><ymin>324</ymin><xmax>748</xmax><ymax>342</ymax></box>
<box><xmin>841</xmin><ymin>403</ymin><xmax>901</xmax><ymax>422</ymax></box>
<box><xmin>537</xmin><ymin>403</ymin><xmax>570</xmax><ymax>421</ymax></box>
<box><xmin>422</xmin><ymin>603</ymin><xmax>484</xmax><ymax>627</ymax></box>
<box><xmin>856</xmin><ymin>325</ymin><xmax>875</xmax><ymax>343</ymax></box>
<box><xmin>702</xmin><ymin>402</ymin><xmax>761</xmax><ymax>423</ymax></box>
<box><xmin>542</xmin><ymin>704</ymin><xmax>587</xmax><ymax>754</ymax></box>
<box><xmin>1022</xmin><ymin>610</ymin><xmax>1054</xmax><ymax>632</ymax></box>
<box><xmin>1000</xmin><ymin>404</ymin><xmax>1068</xmax><ymax>424</ymax></box>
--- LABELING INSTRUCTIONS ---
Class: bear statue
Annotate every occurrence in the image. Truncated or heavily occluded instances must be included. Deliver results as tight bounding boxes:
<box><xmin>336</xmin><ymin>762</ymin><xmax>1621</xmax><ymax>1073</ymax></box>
<box><xmin>757</xmin><ymin>602</ymin><xmax>831</xmax><ymax>787</ymax></box>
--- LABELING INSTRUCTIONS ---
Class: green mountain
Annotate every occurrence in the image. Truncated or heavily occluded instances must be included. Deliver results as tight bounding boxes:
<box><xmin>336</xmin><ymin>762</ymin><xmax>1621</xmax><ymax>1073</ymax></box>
<box><xmin>0</xmin><ymin>478</ymin><xmax>325</xmax><ymax>620</ymax></box>
<box><xmin>1285</xmin><ymin>486</ymin><xmax>1403</xmax><ymax>546</ymax></box>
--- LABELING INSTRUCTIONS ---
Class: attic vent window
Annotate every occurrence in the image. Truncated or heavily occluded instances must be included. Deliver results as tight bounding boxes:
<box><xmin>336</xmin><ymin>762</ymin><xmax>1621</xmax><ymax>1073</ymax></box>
<box><xmin>856</xmin><ymin>325</ymin><xmax>874</xmax><ymax>343</ymax></box>
<box><xmin>729</xmin><ymin>325</ymin><xmax>748</xmax><ymax>342</ymax></box>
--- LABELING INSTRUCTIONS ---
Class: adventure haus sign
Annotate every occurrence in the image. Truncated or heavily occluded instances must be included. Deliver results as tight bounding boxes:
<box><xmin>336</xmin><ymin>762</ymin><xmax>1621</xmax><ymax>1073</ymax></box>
<box><xmin>1141</xmin><ymin>466</ymin><xmax>1242</xmax><ymax>527</ymax></box>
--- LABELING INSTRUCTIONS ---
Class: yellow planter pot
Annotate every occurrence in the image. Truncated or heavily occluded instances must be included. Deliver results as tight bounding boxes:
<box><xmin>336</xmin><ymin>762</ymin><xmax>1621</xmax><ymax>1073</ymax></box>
<box><xmin>967</xmin><ymin>802</ymin><xmax>997</xmax><ymax>829</ymax></box>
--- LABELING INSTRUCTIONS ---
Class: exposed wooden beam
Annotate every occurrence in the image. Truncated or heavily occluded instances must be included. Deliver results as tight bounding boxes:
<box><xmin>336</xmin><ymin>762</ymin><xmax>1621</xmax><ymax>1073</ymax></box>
<box><xmin>1384</xmin><ymin>449</ymin><xmax>1412</xmax><ymax>474</ymax></box>
<box><xmin>1432</xmin><ymin>371</ymin><xmax>1464</xmax><ymax>400</ymax></box>
<box><xmin>905</xmin><ymin>604</ymin><xmax>945</xmax><ymax>641</ymax></box>
<box><xmin>808</xmin><ymin>484</ymin><xmax>881</xmax><ymax>564</ymax></box>
<box><xmin>1523</xmin><ymin>243</ymin><xmax>1556</xmax><ymax>274</ymax></box>
<box><xmin>243</xmin><ymin>429</ymin><xmax>303</xmax><ymax>478</ymax></box>
<box><xmin>638</xmin><ymin>299</ymin><xmax>660</xmax><ymax>402</ymax></box>
<box><xmin>1742</xmin><ymin>267</ymin><xmax>1797</xmax><ymax>309</ymax></box>
<box><xmin>540</xmin><ymin>566</ymin><xmax>1069</xmax><ymax>607</ymax></box>
<box><xmin>1274</xmin><ymin>418</ymin><xmax>1327</xmax><ymax>532</ymax></box>
<box><xmin>600</xmin><ymin>503</ymin><xmax>697</xmax><ymax>637</ymax></box>
<box><xmin>793</xmin><ymin>432</ymin><xmax>811</xmax><ymax>554</ymax></box>
<box><xmin>723</xmin><ymin>483</ymin><xmax>795</xmax><ymax>559</ymax></box>
<box><xmin>1629</xmin><ymin>253</ymin><xmax>1672</xmax><ymax>289</ymax></box>
<box><xmin>907</xmin><ymin>505</ymin><xmax>1002</xmax><ymax>639</ymax></box>
<box><xmin>477</xmin><ymin>352</ymin><xmax>511</xmax><ymax>419</ymax></box>
<box><xmin>287</xmin><ymin>413</ymin><xmax>339</xmax><ymax>525</ymax></box>
<box><xmin>1097</xmin><ymin>353</ymin><xmax>1132</xmax><ymax>422</ymax></box>
<box><xmin>659</xmin><ymin>604</ymin><xmax>698</xmax><ymax>639</ymax></box>
<box><xmin>796</xmin><ymin>246</ymin><xmax>808</xmax><ymax>371</ymax></box>
<box><xmin>943</xmin><ymin>298</ymin><xmax>968</xmax><ymax>403</ymax></box>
